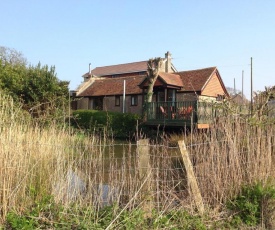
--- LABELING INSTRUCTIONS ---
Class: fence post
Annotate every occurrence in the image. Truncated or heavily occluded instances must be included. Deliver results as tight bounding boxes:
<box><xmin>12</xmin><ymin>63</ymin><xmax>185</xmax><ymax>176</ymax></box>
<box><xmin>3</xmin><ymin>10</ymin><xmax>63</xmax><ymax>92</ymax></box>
<box><xmin>137</xmin><ymin>138</ymin><xmax>153</xmax><ymax>217</ymax></box>
<box><xmin>178</xmin><ymin>140</ymin><xmax>204</xmax><ymax>214</ymax></box>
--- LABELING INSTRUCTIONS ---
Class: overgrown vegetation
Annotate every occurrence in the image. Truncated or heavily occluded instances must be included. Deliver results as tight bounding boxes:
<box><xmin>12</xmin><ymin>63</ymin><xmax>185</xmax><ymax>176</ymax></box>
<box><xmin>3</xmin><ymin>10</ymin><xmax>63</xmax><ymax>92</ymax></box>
<box><xmin>1</xmin><ymin>47</ymin><xmax>275</xmax><ymax>228</ymax></box>
<box><xmin>0</xmin><ymin>46</ymin><xmax>69</xmax><ymax>121</ymax></box>
<box><xmin>5</xmin><ymin>198</ymin><xmax>210</xmax><ymax>229</ymax></box>
<box><xmin>227</xmin><ymin>182</ymin><xmax>275</xmax><ymax>228</ymax></box>
<box><xmin>1</xmin><ymin>88</ymin><xmax>275</xmax><ymax>229</ymax></box>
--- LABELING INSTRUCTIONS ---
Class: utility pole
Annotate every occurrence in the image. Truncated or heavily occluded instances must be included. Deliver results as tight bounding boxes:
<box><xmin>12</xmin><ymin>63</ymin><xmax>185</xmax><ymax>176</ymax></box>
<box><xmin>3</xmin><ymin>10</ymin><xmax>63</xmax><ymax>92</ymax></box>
<box><xmin>234</xmin><ymin>78</ymin><xmax>236</xmax><ymax>95</ymax></box>
<box><xmin>68</xmin><ymin>88</ymin><xmax>71</xmax><ymax>136</ymax></box>
<box><xmin>242</xmin><ymin>70</ymin><xmax>244</xmax><ymax>103</ymax></box>
<box><xmin>250</xmin><ymin>57</ymin><xmax>253</xmax><ymax>115</ymax></box>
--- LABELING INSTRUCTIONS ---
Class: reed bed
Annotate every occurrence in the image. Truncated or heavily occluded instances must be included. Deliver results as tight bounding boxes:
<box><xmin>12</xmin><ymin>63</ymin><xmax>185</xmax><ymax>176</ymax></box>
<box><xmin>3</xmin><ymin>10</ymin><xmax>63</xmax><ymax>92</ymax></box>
<box><xmin>186</xmin><ymin>117</ymin><xmax>274</xmax><ymax>210</ymax></box>
<box><xmin>1</xmin><ymin>91</ymin><xmax>275</xmax><ymax>228</ymax></box>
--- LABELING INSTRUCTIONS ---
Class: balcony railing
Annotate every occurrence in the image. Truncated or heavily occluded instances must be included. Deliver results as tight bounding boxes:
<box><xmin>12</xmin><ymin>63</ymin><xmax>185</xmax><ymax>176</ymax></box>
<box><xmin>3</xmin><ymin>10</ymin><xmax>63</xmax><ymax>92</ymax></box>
<box><xmin>145</xmin><ymin>101</ymin><xmax>252</xmax><ymax>127</ymax></box>
<box><xmin>146</xmin><ymin>101</ymin><xmax>197</xmax><ymax>126</ymax></box>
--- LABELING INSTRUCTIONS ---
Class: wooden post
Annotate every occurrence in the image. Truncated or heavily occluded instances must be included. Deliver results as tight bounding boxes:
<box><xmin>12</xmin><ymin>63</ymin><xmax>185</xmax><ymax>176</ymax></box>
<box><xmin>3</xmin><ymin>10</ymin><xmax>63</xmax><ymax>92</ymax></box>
<box><xmin>137</xmin><ymin>138</ymin><xmax>153</xmax><ymax>217</ymax></box>
<box><xmin>178</xmin><ymin>140</ymin><xmax>204</xmax><ymax>214</ymax></box>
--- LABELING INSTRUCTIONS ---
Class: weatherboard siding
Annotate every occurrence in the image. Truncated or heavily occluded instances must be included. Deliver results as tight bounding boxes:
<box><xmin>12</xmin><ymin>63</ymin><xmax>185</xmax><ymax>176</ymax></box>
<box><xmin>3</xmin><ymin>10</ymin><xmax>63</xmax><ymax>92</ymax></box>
<box><xmin>201</xmin><ymin>72</ymin><xmax>226</xmax><ymax>97</ymax></box>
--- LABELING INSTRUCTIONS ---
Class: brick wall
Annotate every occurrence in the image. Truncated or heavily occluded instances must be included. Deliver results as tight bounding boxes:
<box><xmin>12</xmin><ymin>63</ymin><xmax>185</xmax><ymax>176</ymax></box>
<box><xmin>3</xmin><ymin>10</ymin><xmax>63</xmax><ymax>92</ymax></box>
<box><xmin>103</xmin><ymin>95</ymin><xmax>143</xmax><ymax>115</ymax></box>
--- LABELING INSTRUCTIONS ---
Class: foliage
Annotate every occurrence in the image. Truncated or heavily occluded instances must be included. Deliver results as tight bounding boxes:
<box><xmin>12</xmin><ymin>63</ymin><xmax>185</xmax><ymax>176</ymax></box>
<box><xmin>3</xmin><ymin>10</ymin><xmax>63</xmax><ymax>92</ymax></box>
<box><xmin>5</xmin><ymin>197</ymin><xmax>209</xmax><ymax>230</ymax></box>
<box><xmin>0</xmin><ymin>46</ymin><xmax>69</xmax><ymax>120</ymax></box>
<box><xmin>72</xmin><ymin>109</ymin><xmax>140</xmax><ymax>138</ymax></box>
<box><xmin>22</xmin><ymin>63</ymin><xmax>69</xmax><ymax>118</ymax></box>
<box><xmin>6</xmin><ymin>195</ymin><xmax>57</xmax><ymax>229</ymax></box>
<box><xmin>227</xmin><ymin>182</ymin><xmax>275</xmax><ymax>227</ymax></box>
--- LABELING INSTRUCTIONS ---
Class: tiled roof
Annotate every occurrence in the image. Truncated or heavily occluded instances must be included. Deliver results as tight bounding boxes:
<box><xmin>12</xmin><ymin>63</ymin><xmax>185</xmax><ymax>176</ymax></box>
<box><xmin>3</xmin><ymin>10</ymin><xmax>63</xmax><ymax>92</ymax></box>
<box><xmin>85</xmin><ymin>61</ymin><xmax>148</xmax><ymax>77</ymax></box>
<box><xmin>78</xmin><ymin>75</ymin><xmax>145</xmax><ymax>97</ymax></box>
<box><xmin>175</xmin><ymin>67</ymin><xmax>217</xmax><ymax>91</ymax></box>
<box><xmin>158</xmin><ymin>72</ymin><xmax>183</xmax><ymax>87</ymax></box>
<box><xmin>78</xmin><ymin>66</ymin><xmax>221</xmax><ymax>97</ymax></box>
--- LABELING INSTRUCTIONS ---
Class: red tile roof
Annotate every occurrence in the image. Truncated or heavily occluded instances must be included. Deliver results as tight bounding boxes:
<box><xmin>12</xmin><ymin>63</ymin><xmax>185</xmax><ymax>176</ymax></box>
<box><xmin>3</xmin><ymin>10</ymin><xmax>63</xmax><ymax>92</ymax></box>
<box><xmin>85</xmin><ymin>61</ymin><xmax>148</xmax><ymax>77</ymax></box>
<box><xmin>79</xmin><ymin>65</ymin><xmax>226</xmax><ymax>97</ymax></box>
<box><xmin>158</xmin><ymin>72</ymin><xmax>183</xmax><ymax>87</ymax></box>
<box><xmin>175</xmin><ymin>67</ymin><xmax>217</xmax><ymax>91</ymax></box>
<box><xmin>78</xmin><ymin>75</ymin><xmax>145</xmax><ymax>97</ymax></box>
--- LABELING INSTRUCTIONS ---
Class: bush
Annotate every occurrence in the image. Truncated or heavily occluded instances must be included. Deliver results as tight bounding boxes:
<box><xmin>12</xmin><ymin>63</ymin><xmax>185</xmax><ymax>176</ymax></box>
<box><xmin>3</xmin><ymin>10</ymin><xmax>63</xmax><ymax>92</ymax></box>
<box><xmin>227</xmin><ymin>182</ymin><xmax>275</xmax><ymax>227</ymax></box>
<box><xmin>72</xmin><ymin>110</ymin><xmax>140</xmax><ymax>138</ymax></box>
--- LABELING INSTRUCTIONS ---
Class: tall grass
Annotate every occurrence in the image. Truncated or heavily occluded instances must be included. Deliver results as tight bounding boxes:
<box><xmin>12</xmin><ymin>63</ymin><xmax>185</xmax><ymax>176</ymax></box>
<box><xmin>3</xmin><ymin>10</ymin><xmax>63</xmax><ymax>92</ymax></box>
<box><xmin>187</xmin><ymin>114</ymin><xmax>275</xmax><ymax>208</ymax></box>
<box><xmin>0</xmin><ymin>92</ymin><xmax>94</xmax><ymax>222</ymax></box>
<box><xmin>1</xmin><ymin>91</ymin><xmax>275</xmax><ymax>228</ymax></box>
<box><xmin>0</xmin><ymin>92</ymin><xmax>143</xmax><ymax>226</ymax></box>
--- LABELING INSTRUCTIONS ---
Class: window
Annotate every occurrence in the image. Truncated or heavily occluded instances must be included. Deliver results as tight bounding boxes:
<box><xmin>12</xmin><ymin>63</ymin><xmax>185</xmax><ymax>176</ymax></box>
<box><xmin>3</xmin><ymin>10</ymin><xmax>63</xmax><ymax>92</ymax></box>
<box><xmin>217</xmin><ymin>94</ymin><xmax>225</xmax><ymax>101</ymax></box>
<box><xmin>115</xmin><ymin>96</ymin><xmax>120</xmax><ymax>106</ymax></box>
<box><xmin>167</xmin><ymin>89</ymin><xmax>176</xmax><ymax>102</ymax></box>
<box><xmin>168</xmin><ymin>89</ymin><xmax>176</xmax><ymax>106</ymax></box>
<box><xmin>94</xmin><ymin>97</ymin><xmax>103</xmax><ymax>110</ymax></box>
<box><xmin>157</xmin><ymin>91</ymin><xmax>165</xmax><ymax>102</ymax></box>
<box><xmin>131</xmin><ymin>95</ymin><xmax>138</xmax><ymax>106</ymax></box>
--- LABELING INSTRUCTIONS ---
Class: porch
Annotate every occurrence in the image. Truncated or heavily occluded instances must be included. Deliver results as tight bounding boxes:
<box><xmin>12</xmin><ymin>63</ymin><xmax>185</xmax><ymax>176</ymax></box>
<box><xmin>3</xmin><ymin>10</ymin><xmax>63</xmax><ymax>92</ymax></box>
<box><xmin>145</xmin><ymin>101</ymin><xmax>216</xmax><ymax>129</ymax></box>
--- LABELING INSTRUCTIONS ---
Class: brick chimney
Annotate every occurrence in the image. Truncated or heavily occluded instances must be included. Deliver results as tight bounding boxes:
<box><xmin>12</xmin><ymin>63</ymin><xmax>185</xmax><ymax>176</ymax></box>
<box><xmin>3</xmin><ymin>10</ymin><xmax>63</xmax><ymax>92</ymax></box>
<box><xmin>165</xmin><ymin>51</ymin><xmax>172</xmax><ymax>73</ymax></box>
<box><xmin>83</xmin><ymin>63</ymin><xmax>92</xmax><ymax>82</ymax></box>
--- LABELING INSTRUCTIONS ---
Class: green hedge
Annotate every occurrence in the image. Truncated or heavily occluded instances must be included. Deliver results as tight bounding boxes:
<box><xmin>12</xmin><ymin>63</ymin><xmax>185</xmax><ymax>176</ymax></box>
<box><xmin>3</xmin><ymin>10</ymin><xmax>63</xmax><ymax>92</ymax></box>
<box><xmin>72</xmin><ymin>110</ymin><xmax>140</xmax><ymax>138</ymax></box>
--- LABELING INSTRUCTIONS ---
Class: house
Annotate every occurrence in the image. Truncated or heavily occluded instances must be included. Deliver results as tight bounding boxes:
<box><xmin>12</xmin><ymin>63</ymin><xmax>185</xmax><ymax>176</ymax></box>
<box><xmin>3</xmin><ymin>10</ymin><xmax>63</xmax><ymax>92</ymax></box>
<box><xmin>75</xmin><ymin>52</ymin><xmax>229</xmax><ymax>128</ymax></box>
<box><xmin>76</xmin><ymin>52</ymin><xmax>176</xmax><ymax>113</ymax></box>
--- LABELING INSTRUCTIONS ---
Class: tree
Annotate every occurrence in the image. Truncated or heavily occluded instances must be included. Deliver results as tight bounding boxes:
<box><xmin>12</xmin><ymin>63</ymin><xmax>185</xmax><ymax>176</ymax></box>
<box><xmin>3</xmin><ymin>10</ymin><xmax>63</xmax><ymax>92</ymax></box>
<box><xmin>146</xmin><ymin>57</ymin><xmax>163</xmax><ymax>103</ymax></box>
<box><xmin>0</xmin><ymin>47</ymin><xmax>69</xmax><ymax>120</ymax></box>
<box><xmin>226</xmin><ymin>86</ymin><xmax>242</xmax><ymax>96</ymax></box>
<box><xmin>253</xmin><ymin>86</ymin><xmax>275</xmax><ymax>118</ymax></box>
<box><xmin>0</xmin><ymin>46</ymin><xmax>27</xmax><ymax>66</ymax></box>
<box><xmin>22</xmin><ymin>63</ymin><xmax>69</xmax><ymax>118</ymax></box>
<box><xmin>141</xmin><ymin>58</ymin><xmax>163</xmax><ymax>121</ymax></box>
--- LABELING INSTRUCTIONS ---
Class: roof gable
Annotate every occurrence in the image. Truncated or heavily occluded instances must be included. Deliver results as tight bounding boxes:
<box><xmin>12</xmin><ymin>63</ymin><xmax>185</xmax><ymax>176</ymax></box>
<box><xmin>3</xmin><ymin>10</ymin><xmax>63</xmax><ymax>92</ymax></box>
<box><xmin>175</xmin><ymin>67</ymin><xmax>217</xmax><ymax>92</ymax></box>
<box><xmin>139</xmin><ymin>72</ymin><xmax>183</xmax><ymax>88</ymax></box>
<box><xmin>159</xmin><ymin>72</ymin><xmax>183</xmax><ymax>87</ymax></box>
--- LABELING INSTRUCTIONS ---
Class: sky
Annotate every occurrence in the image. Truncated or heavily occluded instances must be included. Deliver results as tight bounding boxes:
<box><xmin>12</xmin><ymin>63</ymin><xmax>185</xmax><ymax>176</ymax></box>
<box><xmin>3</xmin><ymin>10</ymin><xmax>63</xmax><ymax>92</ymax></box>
<box><xmin>1</xmin><ymin>0</ymin><xmax>274</xmax><ymax>99</ymax></box>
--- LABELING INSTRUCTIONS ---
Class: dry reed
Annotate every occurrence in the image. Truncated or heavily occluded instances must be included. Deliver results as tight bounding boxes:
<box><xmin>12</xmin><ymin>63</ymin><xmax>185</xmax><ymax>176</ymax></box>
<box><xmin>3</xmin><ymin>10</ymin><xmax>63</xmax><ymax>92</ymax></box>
<box><xmin>1</xmin><ymin>91</ymin><xmax>275</xmax><ymax>226</ymax></box>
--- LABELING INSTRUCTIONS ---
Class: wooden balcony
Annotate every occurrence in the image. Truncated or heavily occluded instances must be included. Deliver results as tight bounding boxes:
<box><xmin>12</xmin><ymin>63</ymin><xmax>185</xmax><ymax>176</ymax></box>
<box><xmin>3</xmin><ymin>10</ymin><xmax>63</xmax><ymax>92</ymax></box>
<box><xmin>145</xmin><ymin>101</ymin><xmax>252</xmax><ymax>128</ymax></box>
<box><xmin>145</xmin><ymin>101</ymin><xmax>223</xmax><ymax>129</ymax></box>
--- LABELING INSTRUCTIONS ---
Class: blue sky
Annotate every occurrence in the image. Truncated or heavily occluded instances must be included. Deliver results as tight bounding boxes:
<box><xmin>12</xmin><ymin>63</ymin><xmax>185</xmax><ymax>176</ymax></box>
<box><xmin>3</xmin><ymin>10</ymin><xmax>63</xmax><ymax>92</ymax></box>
<box><xmin>1</xmin><ymin>0</ymin><xmax>274</xmax><ymax>98</ymax></box>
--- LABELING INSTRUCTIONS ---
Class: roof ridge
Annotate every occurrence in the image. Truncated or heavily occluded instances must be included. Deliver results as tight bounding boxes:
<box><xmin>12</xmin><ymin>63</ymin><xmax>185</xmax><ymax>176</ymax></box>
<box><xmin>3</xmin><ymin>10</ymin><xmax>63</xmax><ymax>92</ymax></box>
<box><xmin>93</xmin><ymin>60</ymin><xmax>148</xmax><ymax>69</ymax></box>
<box><xmin>176</xmin><ymin>66</ymin><xmax>216</xmax><ymax>73</ymax></box>
<box><xmin>95</xmin><ymin>75</ymin><xmax>143</xmax><ymax>81</ymax></box>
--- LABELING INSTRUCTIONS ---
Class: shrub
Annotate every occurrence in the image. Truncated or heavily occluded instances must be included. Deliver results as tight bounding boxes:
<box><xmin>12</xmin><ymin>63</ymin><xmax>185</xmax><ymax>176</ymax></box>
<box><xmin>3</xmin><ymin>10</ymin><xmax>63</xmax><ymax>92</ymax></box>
<box><xmin>72</xmin><ymin>110</ymin><xmax>140</xmax><ymax>138</ymax></box>
<box><xmin>227</xmin><ymin>182</ymin><xmax>275</xmax><ymax>227</ymax></box>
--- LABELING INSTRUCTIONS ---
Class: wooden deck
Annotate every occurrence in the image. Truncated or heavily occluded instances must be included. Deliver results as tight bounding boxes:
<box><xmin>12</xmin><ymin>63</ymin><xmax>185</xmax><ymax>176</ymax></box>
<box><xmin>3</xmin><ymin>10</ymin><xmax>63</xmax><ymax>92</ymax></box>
<box><xmin>145</xmin><ymin>101</ymin><xmax>252</xmax><ymax>128</ymax></box>
<box><xmin>145</xmin><ymin>101</ymin><xmax>215</xmax><ymax>129</ymax></box>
